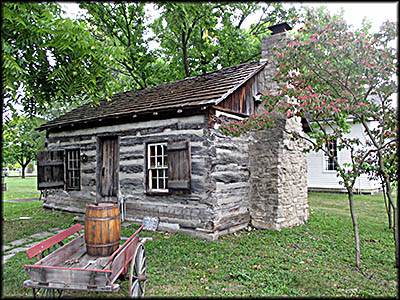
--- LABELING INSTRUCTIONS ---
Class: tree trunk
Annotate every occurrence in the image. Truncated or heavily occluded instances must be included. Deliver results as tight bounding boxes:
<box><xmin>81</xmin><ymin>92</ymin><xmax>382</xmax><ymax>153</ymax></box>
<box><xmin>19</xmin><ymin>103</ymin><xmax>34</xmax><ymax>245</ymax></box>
<box><xmin>382</xmin><ymin>181</ymin><xmax>393</xmax><ymax>228</ymax></box>
<box><xmin>21</xmin><ymin>165</ymin><xmax>26</xmax><ymax>178</ymax></box>
<box><xmin>20</xmin><ymin>159</ymin><xmax>31</xmax><ymax>179</ymax></box>
<box><xmin>384</xmin><ymin>180</ymin><xmax>399</xmax><ymax>268</ymax></box>
<box><xmin>346</xmin><ymin>186</ymin><xmax>361</xmax><ymax>267</ymax></box>
<box><xmin>377</xmin><ymin>148</ymin><xmax>399</xmax><ymax>268</ymax></box>
<box><xmin>181</xmin><ymin>31</ymin><xmax>190</xmax><ymax>78</ymax></box>
<box><xmin>182</xmin><ymin>45</ymin><xmax>190</xmax><ymax>78</ymax></box>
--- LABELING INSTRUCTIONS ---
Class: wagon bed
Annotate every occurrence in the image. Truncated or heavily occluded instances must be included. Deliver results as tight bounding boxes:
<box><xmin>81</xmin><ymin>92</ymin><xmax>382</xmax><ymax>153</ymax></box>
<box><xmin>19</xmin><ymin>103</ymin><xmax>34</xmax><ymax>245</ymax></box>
<box><xmin>23</xmin><ymin>223</ymin><xmax>149</xmax><ymax>297</ymax></box>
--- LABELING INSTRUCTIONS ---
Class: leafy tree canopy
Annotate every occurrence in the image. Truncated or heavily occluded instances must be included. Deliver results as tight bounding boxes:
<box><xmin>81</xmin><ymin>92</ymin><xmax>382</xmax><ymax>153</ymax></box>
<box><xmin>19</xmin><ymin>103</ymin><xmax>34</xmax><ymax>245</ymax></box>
<box><xmin>2</xmin><ymin>2</ymin><xmax>116</xmax><ymax>118</ymax></box>
<box><xmin>2</xmin><ymin>115</ymin><xmax>45</xmax><ymax>178</ymax></box>
<box><xmin>220</xmin><ymin>6</ymin><xmax>398</xmax><ymax>267</ymax></box>
<box><xmin>79</xmin><ymin>2</ymin><xmax>158</xmax><ymax>91</ymax></box>
<box><xmin>2</xmin><ymin>2</ymin><xmax>299</xmax><ymax>119</ymax></box>
<box><xmin>151</xmin><ymin>2</ymin><xmax>297</xmax><ymax>80</ymax></box>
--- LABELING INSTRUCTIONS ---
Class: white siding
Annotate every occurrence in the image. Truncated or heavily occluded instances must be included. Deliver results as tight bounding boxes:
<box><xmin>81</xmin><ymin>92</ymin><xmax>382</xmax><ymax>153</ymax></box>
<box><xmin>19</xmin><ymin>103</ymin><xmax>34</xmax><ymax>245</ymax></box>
<box><xmin>307</xmin><ymin>121</ymin><xmax>381</xmax><ymax>192</ymax></box>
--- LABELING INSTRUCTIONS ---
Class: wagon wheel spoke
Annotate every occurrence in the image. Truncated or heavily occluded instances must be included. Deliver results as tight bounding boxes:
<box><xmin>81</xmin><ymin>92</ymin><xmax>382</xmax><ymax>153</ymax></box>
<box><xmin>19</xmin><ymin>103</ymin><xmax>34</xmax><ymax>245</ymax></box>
<box><xmin>135</xmin><ymin>244</ymin><xmax>146</xmax><ymax>294</ymax></box>
<box><xmin>129</xmin><ymin>243</ymin><xmax>147</xmax><ymax>298</ymax></box>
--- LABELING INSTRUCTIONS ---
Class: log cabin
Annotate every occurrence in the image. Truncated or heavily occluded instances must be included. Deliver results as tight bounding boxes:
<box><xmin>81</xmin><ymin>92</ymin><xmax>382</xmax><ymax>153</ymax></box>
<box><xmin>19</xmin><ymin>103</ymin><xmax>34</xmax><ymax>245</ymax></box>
<box><xmin>37</xmin><ymin>23</ymin><xmax>310</xmax><ymax>240</ymax></box>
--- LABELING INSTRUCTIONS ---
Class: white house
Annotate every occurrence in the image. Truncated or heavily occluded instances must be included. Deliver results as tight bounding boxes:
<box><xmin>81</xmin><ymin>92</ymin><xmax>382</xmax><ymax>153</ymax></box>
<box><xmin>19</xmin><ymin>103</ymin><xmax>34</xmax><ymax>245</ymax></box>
<box><xmin>307</xmin><ymin>119</ymin><xmax>382</xmax><ymax>194</ymax></box>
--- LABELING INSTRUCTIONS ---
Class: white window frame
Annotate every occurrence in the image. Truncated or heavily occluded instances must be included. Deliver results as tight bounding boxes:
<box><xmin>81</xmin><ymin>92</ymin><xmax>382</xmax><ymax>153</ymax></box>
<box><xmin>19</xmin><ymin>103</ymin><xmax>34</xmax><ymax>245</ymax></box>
<box><xmin>147</xmin><ymin>142</ymin><xmax>168</xmax><ymax>193</ymax></box>
<box><xmin>323</xmin><ymin>140</ymin><xmax>338</xmax><ymax>172</ymax></box>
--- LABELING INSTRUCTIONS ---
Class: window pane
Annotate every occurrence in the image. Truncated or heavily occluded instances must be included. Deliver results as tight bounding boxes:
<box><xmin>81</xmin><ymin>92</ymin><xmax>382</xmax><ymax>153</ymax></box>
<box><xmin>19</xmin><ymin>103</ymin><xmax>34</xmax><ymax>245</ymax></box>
<box><xmin>159</xmin><ymin>178</ymin><xmax>164</xmax><ymax>189</ymax></box>
<box><xmin>152</xmin><ymin>177</ymin><xmax>157</xmax><ymax>190</ymax></box>
<box><xmin>156</xmin><ymin>155</ymin><xmax>162</xmax><ymax>167</ymax></box>
<box><xmin>150</xmin><ymin>156</ymin><xmax>155</xmax><ymax>167</ymax></box>
<box><xmin>157</xmin><ymin>145</ymin><xmax>162</xmax><ymax>156</ymax></box>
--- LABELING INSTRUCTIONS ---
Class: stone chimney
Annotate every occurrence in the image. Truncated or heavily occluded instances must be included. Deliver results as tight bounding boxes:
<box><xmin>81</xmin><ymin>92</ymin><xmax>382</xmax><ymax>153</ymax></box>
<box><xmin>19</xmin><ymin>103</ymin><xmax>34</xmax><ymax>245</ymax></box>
<box><xmin>249</xmin><ymin>22</ymin><xmax>309</xmax><ymax>231</ymax></box>
<box><xmin>261</xmin><ymin>22</ymin><xmax>292</xmax><ymax>63</ymax></box>
<box><xmin>256</xmin><ymin>23</ymin><xmax>292</xmax><ymax>109</ymax></box>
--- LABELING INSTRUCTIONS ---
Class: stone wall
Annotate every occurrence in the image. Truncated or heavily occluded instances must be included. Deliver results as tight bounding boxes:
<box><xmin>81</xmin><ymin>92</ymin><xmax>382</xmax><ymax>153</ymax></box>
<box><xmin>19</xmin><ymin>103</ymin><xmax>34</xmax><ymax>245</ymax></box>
<box><xmin>249</xmin><ymin>117</ymin><xmax>309</xmax><ymax>230</ymax></box>
<box><xmin>249</xmin><ymin>30</ymin><xmax>309</xmax><ymax>230</ymax></box>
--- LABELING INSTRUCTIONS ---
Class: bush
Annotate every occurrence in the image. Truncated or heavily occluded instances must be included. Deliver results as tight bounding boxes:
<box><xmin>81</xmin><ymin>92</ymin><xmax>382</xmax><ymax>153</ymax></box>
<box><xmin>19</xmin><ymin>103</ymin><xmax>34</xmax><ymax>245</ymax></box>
<box><xmin>27</xmin><ymin>162</ymin><xmax>35</xmax><ymax>173</ymax></box>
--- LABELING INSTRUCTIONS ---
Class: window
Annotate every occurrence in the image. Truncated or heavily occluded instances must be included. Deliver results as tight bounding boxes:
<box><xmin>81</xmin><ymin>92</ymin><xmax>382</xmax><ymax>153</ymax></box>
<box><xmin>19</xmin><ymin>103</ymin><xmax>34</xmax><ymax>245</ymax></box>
<box><xmin>324</xmin><ymin>140</ymin><xmax>338</xmax><ymax>171</ymax></box>
<box><xmin>147</xmin><ymin>143</ymin><xmax>168</xmax><ymax>192</ymax></box>
<box><xmin>37</xmin><ymin>149</ymin><xmax>81</xmax><ymax>191</ymax></box>
<box><xmin>66</xmin><ymin>149</ymin><xmax>81</xmax><ymax>190</ymax></box>
<box><xmin>37</xmin><ymin>150</ymin><xmax>65</xmax><ymax>190</ymax></box>
<box><xmin>146</xmin><ymin>139</ymin><xmax>191</xmax><ymax>194</ymax></box>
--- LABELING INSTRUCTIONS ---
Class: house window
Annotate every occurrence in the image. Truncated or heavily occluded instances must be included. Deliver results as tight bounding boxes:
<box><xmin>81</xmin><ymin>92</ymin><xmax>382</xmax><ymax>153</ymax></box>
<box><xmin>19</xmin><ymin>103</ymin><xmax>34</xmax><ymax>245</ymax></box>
<box><xmin>324</xmin><ymin>140</ymin><xmax>338</xmax><ymax>171</ymax></box>
<box><xmin>66</xmin><ymin>149</ymin><xmax>81</xmax><ymax>190</ymax></box>
<box><xmin>147</xmin><ymin>143</ymin><xmax>168</xmax><ymax>192</ymax></box>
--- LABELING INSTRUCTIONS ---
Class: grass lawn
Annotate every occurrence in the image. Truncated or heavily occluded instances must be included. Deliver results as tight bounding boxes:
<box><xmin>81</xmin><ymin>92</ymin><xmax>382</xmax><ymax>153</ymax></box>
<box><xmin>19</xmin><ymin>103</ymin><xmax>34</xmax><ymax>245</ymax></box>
<box><xmin>2</xmin><ymin>176</ymin><xmax>41</xmax><ymax>200</ymax></box>
<box><xmin>1</xmin><ymin>192</ymin><xmax>398</xmax><ymax>298</ymax></box>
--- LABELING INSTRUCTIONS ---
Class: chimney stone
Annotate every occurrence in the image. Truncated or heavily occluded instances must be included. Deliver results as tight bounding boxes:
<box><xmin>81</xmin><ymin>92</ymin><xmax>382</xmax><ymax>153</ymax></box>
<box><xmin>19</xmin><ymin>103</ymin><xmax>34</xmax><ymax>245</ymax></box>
<box><xmin>249</xmin><ymin>22</ymin><xmax>309</xmax><ymax>232</ymax></box>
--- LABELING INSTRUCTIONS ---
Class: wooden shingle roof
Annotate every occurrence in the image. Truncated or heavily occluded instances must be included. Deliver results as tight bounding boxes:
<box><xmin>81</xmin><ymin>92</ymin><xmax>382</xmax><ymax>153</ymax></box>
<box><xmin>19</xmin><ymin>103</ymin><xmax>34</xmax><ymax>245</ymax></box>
<box><xmin>39</xmin><ymin>61</ymin><xmax>266</xmax><ymax>131</ymax></box>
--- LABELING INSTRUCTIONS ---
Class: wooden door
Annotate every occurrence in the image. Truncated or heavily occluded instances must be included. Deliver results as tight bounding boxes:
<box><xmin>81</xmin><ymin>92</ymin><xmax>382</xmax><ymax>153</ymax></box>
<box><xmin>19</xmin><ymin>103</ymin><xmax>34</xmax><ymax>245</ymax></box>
<box><xmin>98</xmin><ymin>137</ymin><xmax>119</xmax><ymax>201</ymax></box>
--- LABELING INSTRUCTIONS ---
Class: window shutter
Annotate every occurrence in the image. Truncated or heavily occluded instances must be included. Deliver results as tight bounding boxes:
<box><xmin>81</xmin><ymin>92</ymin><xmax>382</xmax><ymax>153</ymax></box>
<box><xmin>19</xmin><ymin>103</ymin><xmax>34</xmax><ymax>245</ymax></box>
<box><xmin>37</xmin><ymin>150</ymin><xmax>65</xmax><ymax>190</ymax></box>
<box><xmin>167</xmin><ymin>139</ymin><xmax>191</xmax><ymax>193</ymax></box>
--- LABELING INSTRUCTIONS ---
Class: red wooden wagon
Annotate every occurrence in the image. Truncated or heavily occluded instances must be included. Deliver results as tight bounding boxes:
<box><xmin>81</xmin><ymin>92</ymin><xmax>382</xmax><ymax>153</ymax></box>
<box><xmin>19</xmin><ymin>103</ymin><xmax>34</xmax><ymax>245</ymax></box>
<box><xmin>23</xmin><ymin>223</ymin><xmax>151</xmax><ymax>298</ymax></box>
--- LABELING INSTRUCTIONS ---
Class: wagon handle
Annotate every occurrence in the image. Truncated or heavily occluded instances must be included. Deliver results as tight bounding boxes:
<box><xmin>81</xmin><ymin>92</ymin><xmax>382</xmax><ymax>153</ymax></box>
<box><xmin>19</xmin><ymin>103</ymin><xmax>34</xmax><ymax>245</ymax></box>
<box><xmin>105</xmin><ymin>224</ymin><xmax>145</xmax><ymax>266</ymax></box>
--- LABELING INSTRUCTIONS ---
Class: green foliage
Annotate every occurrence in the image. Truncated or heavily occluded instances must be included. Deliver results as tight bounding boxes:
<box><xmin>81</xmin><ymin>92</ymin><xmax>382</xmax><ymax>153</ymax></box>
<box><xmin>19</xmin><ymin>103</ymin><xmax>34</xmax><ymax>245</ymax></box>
<box><xmin>2</xmin><ymin>2</ymin><xmax>299</xmax><ymax>117</ymax></box>
<box><xmin>26</xmin><ymin>162</ymin><xmax>34</xmax><ymax>174</ymax></box>
<box><xmin>151</xmin><ymin>2</ymin><xmax>298</xmax><ymax>79</ymax></box>
<box><xmin>1</xmin><ymin>193</ymin><xmax>397</xmax><ymax>297</ymax></box>
<box><xmin>220</xmin><ymin>6</ymin><xmax>398</xmax><ymax>267</ymax></box>
<box><xmin>79</xmin><ymin>2</ymin><xmax>157</xmax><ymax>91</ymax></box>
<box><xmin>2</xmin><ymin>115</ymin><xmax>45</xmax><ymax>177</ymax></box>
<box><xmin>221</xmin><ymin>6</ymin><xmax>397</xmax><ymax>191</ymax></box>
<box><xmin>2</xmin><ymin>2</ymin><xmax>116</xmax><ymax>117</ymax></box>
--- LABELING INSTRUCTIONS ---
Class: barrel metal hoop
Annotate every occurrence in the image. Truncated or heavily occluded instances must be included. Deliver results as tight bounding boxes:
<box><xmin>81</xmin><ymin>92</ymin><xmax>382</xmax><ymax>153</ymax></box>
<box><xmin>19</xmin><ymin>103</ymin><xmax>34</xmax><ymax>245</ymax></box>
<box><xmin>85</xmin><ymin>215</ymin><xmax>120</xmax><ymax>221</ymax></box>
<box><xmin>86</xmin><ymin>241</ymin><xmax>120</xmax><ymax>248</ymax></box>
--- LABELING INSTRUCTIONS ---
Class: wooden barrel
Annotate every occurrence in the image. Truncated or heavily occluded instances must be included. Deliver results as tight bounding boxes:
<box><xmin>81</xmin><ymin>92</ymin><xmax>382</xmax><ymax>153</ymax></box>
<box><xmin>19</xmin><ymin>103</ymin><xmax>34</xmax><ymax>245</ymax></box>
<box><xmin>84</xmin><ymin>202</ymin><xmax>121</xmax><ymax>257</ymax></box>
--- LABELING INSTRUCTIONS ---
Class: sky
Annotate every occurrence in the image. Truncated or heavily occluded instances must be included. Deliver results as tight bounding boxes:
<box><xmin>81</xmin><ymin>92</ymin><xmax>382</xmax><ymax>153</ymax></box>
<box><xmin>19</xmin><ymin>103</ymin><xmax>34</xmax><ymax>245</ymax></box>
<box><xmin>60</xmin><ymin>1</ymin><xmax>398</xmax><ymax>33</ymax></box>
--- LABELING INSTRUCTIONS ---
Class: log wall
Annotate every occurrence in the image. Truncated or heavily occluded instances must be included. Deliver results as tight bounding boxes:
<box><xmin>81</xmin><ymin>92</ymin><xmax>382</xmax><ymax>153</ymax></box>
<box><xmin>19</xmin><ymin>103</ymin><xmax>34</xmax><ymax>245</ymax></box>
<box><xmin>208</xmin><ymin>109</ymin><xmax>251</xmax><ymax>236</ymax></box>
<box><xmin>44</xmin><ymin>112</ymin><xmax>251</xmax><ymax>240</ymax></box>
<box><xmin>218</xmin><ymin>77</ymin><xmax>256</xmax><ymax>115</ymax></box>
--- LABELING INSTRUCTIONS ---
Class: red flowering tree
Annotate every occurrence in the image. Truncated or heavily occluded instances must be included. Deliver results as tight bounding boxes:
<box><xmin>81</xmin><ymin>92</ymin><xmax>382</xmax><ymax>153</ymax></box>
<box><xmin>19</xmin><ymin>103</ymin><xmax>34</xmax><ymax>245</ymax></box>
<box><xmin>221</xmin><ymin>7</ymin><xmax>398</xmax><ymax>268</ymax></box>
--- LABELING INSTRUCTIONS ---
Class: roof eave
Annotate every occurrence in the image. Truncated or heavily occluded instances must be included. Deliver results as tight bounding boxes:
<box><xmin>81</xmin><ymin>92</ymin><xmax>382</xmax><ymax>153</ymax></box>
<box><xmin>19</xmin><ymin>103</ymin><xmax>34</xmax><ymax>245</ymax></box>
<box><xmin>213</xmin><ymin>61</ymin><xmax>267</xmax><ymax>106</ymax></box>
<box><xmin>37</xmin><ymin>103</ymin><xmax>212</xmax><ymax>132</ymax></box>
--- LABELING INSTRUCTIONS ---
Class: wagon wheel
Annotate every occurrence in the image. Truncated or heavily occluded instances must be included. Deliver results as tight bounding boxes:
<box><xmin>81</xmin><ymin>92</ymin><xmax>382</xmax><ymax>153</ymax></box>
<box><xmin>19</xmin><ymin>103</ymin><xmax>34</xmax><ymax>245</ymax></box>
<box><xmin>32</xmin><ymin>287</ymin><xmax>62</xmax><ymax>298</ymax></box>
<box><xmin>129</xmin><ymin>243</ymin><xmax>147</xmax><ymax>297</ymax></box>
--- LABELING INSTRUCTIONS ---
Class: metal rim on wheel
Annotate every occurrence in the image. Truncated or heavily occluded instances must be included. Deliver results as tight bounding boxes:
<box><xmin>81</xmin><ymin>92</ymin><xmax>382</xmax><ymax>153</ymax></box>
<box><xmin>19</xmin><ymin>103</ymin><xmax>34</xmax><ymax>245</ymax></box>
<box><xmin>129</xmin><ymin>243</ymin><xmax>147</xmax><ymax>297</ymax></box>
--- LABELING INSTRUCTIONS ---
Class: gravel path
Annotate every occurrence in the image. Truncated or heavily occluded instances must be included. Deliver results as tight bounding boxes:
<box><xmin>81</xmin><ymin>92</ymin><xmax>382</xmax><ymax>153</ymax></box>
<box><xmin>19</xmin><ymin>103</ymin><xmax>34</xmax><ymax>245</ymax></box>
<box><xmin>4</xmin><ymin>198</ymin><xmax>41</xmax><ymax>202</ymax></box>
